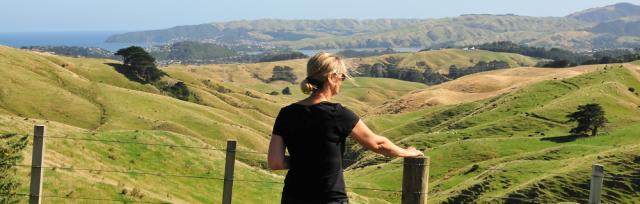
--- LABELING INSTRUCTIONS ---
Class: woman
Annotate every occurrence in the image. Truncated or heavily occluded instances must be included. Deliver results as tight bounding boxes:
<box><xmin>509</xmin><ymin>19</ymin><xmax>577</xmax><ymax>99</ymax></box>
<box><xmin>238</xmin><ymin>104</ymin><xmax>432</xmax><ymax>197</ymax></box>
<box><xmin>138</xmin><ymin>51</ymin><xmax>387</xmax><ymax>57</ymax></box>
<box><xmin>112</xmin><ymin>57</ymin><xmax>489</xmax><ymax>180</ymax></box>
<box><xmin>268</xmin><ymin>52</ymin><xmax>423</xmax><ymax>204</ymax></box>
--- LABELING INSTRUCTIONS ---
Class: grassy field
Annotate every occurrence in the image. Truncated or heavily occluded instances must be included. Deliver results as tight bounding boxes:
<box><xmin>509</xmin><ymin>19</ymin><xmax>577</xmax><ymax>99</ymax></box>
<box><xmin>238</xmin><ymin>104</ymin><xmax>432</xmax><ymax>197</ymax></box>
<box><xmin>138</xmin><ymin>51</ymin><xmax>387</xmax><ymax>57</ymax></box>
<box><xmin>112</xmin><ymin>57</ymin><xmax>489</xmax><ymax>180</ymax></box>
<box><xmin>375</xmin><ymin>65</ymin><xmax>602</xmax><ymax>113</ymax></box>
<box><xmin>1</xmin><ymin>45</ymin><xmax>639</xmax><ymax>203</ymax></box>
<box><xmin>350</xmin><ymin>49</ymin><xmax>539</xmax><ymax>73</ymax></box>
<box><xmin>347</xmin><ymin>64</ymin><xmax>640</xmax><ymax>203</ymax></box>
<box><xmin>0</xmin><ymin>46</ymin><xmax>425</xmax><ymax>203</ymax></box>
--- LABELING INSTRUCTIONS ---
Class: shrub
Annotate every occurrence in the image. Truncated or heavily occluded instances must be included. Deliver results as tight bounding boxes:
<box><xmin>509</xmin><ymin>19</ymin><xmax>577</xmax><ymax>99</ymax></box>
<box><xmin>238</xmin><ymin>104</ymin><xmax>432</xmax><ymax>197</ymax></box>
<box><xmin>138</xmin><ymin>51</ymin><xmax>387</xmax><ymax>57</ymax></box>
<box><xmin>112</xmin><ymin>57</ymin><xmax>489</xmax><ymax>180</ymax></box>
<box><xmin>270</xmin><ymin>66</ymin><xmax>297</xmax><ymax>83</ymax></box>
<box><xmin>0</xmin><ymin>133</ymin><xmax>28</xmax><ymax>203</ymax></box>
<box><xmin>282</xmin><ymin>87</ymin><xmax>292</xmax><ymax>95</ymax></box>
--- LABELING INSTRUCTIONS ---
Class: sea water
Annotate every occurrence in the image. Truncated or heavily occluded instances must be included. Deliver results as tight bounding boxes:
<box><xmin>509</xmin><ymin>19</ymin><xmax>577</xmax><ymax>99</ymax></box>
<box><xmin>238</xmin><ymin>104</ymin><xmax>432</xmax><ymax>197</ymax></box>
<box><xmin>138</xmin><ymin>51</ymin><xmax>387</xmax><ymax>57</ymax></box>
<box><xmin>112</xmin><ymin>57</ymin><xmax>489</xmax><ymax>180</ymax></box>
<box><xmin>0</xmin><ymin>31</ymin><xmax>152</xmax><ymax>52</ymax></box>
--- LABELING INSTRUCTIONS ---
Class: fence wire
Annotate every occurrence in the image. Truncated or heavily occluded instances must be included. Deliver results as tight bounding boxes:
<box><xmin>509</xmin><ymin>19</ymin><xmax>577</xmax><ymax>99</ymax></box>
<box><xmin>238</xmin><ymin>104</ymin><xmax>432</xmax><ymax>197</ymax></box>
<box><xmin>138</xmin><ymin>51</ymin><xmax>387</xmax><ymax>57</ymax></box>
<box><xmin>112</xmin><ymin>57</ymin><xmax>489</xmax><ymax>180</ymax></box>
<box><xmin>0</xmin><ymin>192</ymin><xmax>165</xmax><ymax>203</ymax></box>
<box><xmin>46</xmin><ymin>136</ymin><xmax>226</xmax><ymax>151</ymax></box>
<box><xmin>14</xmin><ymin>129</ymin><xmax>637</xmax><ymax>203</ymax></box>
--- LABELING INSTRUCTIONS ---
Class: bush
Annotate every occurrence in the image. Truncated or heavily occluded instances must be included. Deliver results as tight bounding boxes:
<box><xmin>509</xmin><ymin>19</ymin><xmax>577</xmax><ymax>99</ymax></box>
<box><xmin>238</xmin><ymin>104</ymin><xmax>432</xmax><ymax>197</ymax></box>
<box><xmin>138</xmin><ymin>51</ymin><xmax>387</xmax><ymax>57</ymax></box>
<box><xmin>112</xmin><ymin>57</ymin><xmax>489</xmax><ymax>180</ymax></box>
<box><xmin>0</xmin><ymin>133</ymin><xmax>28</xmax><ymax>203</ymax></box>
<box><xmin>168</xmin><ymin>82</ymin><xmax>190</xmax><ymax>101</ymax></box>
<box><xmin>130</xmin><ymin>187</ymin><xmax>144</xmax><ymax>198</ymax></box>
<box><xmin>629</xmin><ymin>87</ymin><xmax>636</xmax><ymax>93</ymax></box>
<box><xmin>282</xmin><ymin>87</ymin><xmax>292</xmax><ymax>95</ymax></box>
<box><xmin>270</xmin><ymin>66</ymin><xmax>297</xmax><ymax>83</ymax></box>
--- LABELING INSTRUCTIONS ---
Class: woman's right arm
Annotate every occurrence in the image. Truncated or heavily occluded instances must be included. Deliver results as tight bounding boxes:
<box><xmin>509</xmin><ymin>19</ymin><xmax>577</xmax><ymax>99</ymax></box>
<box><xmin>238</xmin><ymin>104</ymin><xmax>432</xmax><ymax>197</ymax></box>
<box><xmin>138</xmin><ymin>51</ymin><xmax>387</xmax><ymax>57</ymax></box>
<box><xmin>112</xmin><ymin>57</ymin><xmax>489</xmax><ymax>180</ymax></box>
<box><xmin>350</xmin><ymin>120</ymin><xmax>423</xmax><ymax>157</ymax></box>
<box><xmin>267</xmin><ymin>134</ymin><xmax>290</xmax><ymax>170</ymax></box>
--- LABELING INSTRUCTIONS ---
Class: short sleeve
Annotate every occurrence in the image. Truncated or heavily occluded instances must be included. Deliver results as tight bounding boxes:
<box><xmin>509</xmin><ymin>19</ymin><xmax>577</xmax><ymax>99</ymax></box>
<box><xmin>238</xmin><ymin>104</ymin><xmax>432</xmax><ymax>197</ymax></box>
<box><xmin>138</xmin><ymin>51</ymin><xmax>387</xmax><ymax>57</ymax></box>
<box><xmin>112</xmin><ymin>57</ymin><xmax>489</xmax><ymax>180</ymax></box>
<box><xmin>337</xmin><ymin>105</ymin><xmax>360</xmax><ymax>136</ymax></box>
<box><xmin>272</xmin><ymin>108</ymin><xmax>287</xmax><ymax>136</ymax></box>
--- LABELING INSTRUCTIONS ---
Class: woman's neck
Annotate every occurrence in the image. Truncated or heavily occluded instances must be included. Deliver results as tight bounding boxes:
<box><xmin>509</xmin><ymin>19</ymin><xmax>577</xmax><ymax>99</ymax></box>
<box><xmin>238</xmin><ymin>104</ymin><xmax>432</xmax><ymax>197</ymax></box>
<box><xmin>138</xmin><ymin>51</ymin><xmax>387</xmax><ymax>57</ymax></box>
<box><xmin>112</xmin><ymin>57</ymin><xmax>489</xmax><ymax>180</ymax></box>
<box><xmin>306</xmin><ymin>91</ymin><xmax>332</xmax><ymax>104</ymax></box>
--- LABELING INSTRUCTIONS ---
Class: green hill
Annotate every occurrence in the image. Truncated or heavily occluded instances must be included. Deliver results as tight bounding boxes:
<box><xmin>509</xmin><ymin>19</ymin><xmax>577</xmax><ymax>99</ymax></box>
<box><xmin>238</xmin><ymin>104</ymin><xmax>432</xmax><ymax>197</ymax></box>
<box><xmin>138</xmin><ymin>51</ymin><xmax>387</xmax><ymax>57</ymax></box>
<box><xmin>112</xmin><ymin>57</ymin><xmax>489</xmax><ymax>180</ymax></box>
<box><xmin>351</xmin><ymin>48</ymin><xmax>538</xmax><ymax>73</ymax></box>
<box><xmin>346</xmin><ymin>64</ymin><xmax>640</xmax><ymax>203</ymax></box>
<box><xmin>103</xmin><ymin>3</ymin><xmax>640</xmax><ymax>51</ymax></box>
<box><xmin>567</xmin><ymin>2</ymin><xmax>640</xmax><ymax>22</ymax></box>
<box><xmin>105</xmin><ymin>19</ymin><xmax>428</xmax><ymax>44</ymax></box>
<box><xmin>2</xmin><ymin>45</ymin><xmax>639</xmax><ymax>203</ymax></box>
<box><xmin>0</xmin><ymin>45</ymin><xmax>424</xmax><ymax>203</ymax></box>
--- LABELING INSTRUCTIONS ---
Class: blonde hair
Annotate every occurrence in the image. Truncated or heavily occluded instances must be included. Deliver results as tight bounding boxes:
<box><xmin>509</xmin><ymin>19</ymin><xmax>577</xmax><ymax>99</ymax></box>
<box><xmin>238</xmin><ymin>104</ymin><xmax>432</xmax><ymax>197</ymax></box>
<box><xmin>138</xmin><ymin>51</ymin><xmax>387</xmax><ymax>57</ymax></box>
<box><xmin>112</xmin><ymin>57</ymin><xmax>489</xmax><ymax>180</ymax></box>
<box><xmin>300</xmin><ymin>52</ymin><xmax>352</xmax><ymax>94</ymax></box>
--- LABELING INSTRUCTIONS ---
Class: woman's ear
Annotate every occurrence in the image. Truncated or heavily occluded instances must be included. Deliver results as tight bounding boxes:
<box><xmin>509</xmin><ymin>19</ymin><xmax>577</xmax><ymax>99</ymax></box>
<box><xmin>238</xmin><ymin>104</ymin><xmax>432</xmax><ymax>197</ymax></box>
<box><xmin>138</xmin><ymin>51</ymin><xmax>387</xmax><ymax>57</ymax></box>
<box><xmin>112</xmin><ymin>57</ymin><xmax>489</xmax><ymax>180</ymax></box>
<box><xmin>326</xmin><ymin>74</ymin><xmax>337</xmax><ymax>86</ymax></box>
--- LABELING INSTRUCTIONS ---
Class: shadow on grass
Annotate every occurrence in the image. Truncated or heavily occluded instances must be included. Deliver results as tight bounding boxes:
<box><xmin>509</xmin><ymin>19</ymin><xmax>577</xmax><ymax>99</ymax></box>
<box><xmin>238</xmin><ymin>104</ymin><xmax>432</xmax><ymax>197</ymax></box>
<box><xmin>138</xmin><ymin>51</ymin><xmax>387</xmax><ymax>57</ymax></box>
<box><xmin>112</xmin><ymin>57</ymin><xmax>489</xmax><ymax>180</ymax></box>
<box><xmin>104</xmin><ymin>63</ymin><xmax>147</xmax><ymax>84</ymax></box>
<box><xmin>540</xmin><ymin>134</ymin><xmax>586</xmax><ymax>143</ymax></box>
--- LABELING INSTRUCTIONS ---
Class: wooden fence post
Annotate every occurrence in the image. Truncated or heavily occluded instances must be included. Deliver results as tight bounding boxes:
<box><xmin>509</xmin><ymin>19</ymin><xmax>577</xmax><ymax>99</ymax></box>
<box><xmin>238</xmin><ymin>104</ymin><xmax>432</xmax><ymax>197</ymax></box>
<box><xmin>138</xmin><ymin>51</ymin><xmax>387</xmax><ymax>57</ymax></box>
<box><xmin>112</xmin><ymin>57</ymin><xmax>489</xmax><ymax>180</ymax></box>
<box><xmin>589</xmin><ymin>164</ymin><xmax>604</xmax><ymax>204</ymax></box>
<box><xmin>29</xmin><ymin>125</ymin><xmax>46</xmax><ymax>204</ymax></box>
<box><xmin>402</xmin><ymin>156</ymin><xmax>430</xmax><ymax>204</ymax></box>
<box><xmin>222</xmin><ymin>140</ymin><xmax>236</xmax><ymax>204</ymax></box>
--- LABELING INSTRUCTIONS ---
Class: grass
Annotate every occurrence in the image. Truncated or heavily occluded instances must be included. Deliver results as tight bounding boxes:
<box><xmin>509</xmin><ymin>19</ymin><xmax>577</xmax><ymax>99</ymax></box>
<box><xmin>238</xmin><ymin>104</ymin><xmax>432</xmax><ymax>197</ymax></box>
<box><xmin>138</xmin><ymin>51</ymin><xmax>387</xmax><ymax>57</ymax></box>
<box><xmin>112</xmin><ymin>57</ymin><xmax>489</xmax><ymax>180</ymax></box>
<box><xmin>0</xmin><ymin>46</ymin><xmax>428</xmax><ymax>203</ymax></box>
<box><xmin>351</xmin><ymin>49</ymin><xmax>538</xmax><ymax>73</ymax></box>
<box><xmin>346</xmin><ymin>65</ymin><xmax>640</xmax><ymax>203</ymax></box>
<box><xmin>2</xmin><ymin>45</ymin><xmax>640</xmax><ymax>203</ymax></box>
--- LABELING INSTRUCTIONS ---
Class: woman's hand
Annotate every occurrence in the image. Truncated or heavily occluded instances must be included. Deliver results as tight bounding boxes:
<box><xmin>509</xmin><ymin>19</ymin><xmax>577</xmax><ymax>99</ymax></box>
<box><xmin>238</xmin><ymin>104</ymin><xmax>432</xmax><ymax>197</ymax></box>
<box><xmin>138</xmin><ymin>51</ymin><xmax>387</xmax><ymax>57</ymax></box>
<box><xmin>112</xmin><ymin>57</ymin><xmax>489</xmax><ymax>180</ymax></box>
<box><xmin>401</xmin><ymin>146</ymin><xmax>424</xmax><ymax>157</ymax></box>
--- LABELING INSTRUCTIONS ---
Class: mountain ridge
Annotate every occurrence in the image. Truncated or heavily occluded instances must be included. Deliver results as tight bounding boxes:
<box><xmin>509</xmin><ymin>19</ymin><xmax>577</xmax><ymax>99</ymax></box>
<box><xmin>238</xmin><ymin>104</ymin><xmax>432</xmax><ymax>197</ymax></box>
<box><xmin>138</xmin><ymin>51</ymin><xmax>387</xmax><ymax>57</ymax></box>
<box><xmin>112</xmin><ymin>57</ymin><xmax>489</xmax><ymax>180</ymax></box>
<box><xmin>567</xmin><ymin>2</ymin><xmax>640</xmax><ymax>22</ymax></box>
<box><xmin>105</xmin><ymin>3</ymin><xmax>640</xmax><ymax>51</ymax></box>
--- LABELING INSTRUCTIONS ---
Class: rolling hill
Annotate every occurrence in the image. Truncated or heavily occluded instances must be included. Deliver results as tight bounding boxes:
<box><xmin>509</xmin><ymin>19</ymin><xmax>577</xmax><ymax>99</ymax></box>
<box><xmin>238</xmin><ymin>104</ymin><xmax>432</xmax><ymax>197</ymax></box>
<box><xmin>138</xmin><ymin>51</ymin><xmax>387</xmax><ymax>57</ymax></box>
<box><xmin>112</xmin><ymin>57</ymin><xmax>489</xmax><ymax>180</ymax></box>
<box><xmin>375</xmin><ymin>65</ymin><xmax>602</xmax><ymax>113</ymax></box>
<box><xmin>0</xmin><ymin>45</ymin><xmax>425</xmax><ymax>203</ymax></box>
<box><xmin>105</xmin><ymin>19</ymin><xmax>428</xmax><ymax>44</ymax></box>
<box><xmin>567</xmin><ymin>2</ymin><xmax>640</xmax><ymax>22</ymax></box>
<box><xmin>2</xmin><ymin>45</ymin><xmax>640</xmax><ymax>203</ymax></box>
<box><xmin>349</xmin><ymin>48</ymin><xmax>538</xmax><ymax>73</ymax></box>
<box><xmin>350</xmin><ymin>63</ymin><xmax>640</xmax><ymax>203</ymax></box>
<box><xmin>105</xmin><ymin>3</ymin><xmax>640</xmax><ymax>51</ymax></box>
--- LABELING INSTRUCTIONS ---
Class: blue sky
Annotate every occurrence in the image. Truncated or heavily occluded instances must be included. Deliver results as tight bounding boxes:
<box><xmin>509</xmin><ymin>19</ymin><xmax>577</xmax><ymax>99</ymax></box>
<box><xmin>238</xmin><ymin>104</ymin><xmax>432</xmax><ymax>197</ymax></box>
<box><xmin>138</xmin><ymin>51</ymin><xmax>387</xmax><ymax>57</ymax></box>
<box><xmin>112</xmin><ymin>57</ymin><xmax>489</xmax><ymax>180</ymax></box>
<box><xmin>2</xmin><ymin>0</ymin><xmax>639</xmax><ymax>32</ymax></box>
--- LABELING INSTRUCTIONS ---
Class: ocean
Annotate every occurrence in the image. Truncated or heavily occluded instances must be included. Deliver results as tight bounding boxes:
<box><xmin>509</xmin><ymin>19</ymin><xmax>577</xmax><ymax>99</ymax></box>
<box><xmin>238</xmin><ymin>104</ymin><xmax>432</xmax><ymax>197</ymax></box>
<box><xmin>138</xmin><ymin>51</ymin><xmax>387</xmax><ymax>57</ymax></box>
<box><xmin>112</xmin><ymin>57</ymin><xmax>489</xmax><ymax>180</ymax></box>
<box><xmin>0</xmin><ymin>31</ymin><xmax>422</xmax><ymax>54</ymax></box>
<box><xmin>0</xmin><ymin>31</ymin><xmax>151</xmax><ymax>52</ymax></box>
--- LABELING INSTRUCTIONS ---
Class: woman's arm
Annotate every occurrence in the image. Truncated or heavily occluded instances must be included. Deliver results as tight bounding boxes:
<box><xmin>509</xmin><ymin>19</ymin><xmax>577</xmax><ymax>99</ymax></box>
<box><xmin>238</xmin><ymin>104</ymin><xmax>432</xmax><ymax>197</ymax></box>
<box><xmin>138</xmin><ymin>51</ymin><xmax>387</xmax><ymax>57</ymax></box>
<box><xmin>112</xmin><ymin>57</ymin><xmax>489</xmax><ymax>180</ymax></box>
<box><xmin>350</xmin><ymin>120</ymin><xmax>423</xmax><ymax>157</ymax></box>
<box><xmin>267</xmin><ymin>134</ymin><xmax>290</xmax><ymax>170</ymax></box>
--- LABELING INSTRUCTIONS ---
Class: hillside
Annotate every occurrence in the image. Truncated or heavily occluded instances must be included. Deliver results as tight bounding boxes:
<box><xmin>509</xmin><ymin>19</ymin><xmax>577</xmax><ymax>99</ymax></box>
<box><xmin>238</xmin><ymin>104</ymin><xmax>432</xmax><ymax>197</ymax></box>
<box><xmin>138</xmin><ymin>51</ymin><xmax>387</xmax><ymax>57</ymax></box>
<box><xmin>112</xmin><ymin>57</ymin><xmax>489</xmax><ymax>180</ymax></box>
<box><xmin>567</xmin><ymin>2</ymin><xmax>640</xmax><ymax>22</ymax></box>
<box><xmin>105</xmin><ymin>19</ymin><xmax>428</xmax><ymax>44</ymax></box>
<box><xmin>2</xmin><ymin>45</ymin><xmax>639</xmax><ymax>203</ymax></box>
<box><xmin>104</xmin><ymin>3</ymin><xmax>640</xmax><ymax>51</ymax></box>
<box><xmin>589</xmin><ymin>16</ymin><xmax>640</xmax><ymax>36</ymax></box>
<box><xmin>288</xmin><ymin>15</ymin><xmax>594</xmax><ymax>49</ymax></box>
<box><xmin>376</xmin><ymin>65</ymin><xmax>601</xmax><ymax>113</ymax></box>
<box><xmin>0</xmin><ymin>45</ymin><xmax>424</xmax><ymax>203</ymax></box>
<box><xmin>348</xmin><ymin>63</ymin><xmax>640</xmax><ymax>203</ymax></box>
<box><xmin>350</xmin><ymin>48</ymin><xmax>538</xmax><ymax>73</ymax></box>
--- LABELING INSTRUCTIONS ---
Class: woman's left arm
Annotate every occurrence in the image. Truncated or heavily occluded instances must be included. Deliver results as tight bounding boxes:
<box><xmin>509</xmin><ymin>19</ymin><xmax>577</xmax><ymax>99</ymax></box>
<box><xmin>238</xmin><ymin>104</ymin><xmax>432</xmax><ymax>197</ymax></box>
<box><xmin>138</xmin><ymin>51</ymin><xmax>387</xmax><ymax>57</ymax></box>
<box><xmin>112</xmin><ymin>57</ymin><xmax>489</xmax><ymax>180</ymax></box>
<box><xmin>267</xmin><ymin>134</ymin><xmax>290</xmax><ymax>170</ymax></box>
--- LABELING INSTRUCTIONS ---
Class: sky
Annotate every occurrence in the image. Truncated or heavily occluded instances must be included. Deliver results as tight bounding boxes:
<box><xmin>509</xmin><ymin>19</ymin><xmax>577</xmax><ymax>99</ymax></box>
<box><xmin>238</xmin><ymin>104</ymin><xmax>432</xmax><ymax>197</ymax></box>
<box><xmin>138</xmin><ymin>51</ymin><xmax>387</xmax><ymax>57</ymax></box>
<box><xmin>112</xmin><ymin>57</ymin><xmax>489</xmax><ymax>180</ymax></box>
<box><xmin>2</xmin><ymin>0</ymin><xmax>640</xmax><ymax>32</ymax></box>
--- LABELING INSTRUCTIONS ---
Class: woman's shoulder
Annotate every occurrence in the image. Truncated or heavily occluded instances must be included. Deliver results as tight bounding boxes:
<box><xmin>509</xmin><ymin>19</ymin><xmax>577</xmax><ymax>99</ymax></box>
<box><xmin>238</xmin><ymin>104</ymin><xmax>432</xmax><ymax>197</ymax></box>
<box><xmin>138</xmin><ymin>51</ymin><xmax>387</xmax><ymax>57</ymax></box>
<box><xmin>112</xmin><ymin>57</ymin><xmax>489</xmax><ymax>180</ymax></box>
<box><xmin>282</xmin><ymin>101</ymin><xmax>351</xmax><ymax>112</ymax></box>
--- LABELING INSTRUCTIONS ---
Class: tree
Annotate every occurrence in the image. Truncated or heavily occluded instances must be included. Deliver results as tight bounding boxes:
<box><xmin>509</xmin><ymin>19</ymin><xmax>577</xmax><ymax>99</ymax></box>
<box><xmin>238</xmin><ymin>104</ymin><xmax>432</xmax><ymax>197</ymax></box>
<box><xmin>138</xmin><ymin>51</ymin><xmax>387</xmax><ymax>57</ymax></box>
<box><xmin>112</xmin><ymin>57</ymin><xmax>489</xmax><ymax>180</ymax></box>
<box><xmin>115</xmin><ymin>46</ymin><xmax>165</xmax><ymax>83</ymax></box>
<box><xmin>566</xmin><ymin>103</ymin><xmax>607</xmax><ymax>136</ymax></box>
<box><xmin>169</xmin><ymin>82</ymin><xmax>190</xmax><ymax>101</ymax></box>
<box><xmin>282</xmin><ymin>87</ymin><xmax>291</xmax><ymax>95</ymax></box>
<box><xmin>270</xmin><ymin>66</ymin><xmax>297</xmax><ymax>83</ymax></box>
<box><xmin>0</xmin><ymin>133</ymin><xmax>28</xmax><ymax>203</ymax></box>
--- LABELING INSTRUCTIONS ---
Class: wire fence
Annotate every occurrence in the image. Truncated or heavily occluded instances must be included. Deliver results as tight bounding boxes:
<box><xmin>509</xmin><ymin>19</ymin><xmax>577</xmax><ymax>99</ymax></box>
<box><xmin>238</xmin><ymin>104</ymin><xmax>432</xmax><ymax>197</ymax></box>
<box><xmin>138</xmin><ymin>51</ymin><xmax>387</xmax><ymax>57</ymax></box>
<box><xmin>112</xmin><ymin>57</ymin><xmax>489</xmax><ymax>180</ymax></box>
<box><xmin>11</xmin><ymin>131</ymin><xmax>413</xmax><ymax>203</ymax></box>
<box><xmin>8</xmin><ymin>126</ymin><xmax>635</xmax><ymax>203</ymax></box>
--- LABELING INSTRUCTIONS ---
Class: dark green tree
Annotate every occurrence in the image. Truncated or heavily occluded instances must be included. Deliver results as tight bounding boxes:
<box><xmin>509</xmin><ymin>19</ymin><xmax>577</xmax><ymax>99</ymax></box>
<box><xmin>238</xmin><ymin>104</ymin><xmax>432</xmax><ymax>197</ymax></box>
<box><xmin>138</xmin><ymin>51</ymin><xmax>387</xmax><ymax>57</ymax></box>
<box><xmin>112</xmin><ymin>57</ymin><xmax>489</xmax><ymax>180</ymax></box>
<box><xmin>566</xmin><ymin>103</ymin><xmax>608</xmax><ymax>136</ymax></box>
<box><xmin>270</xmin><ymin>66</ymin><xmax>297</xmax><ymax>83</ymax></box>
<box><xmin>169</xmin><ymin>82</ymin><xmax>190</xmax><ymax>101</ymax></box>
<box><xmin>282</xmin><ymin>87</ymin><xmax>291</xmax><ymax>95</ymax></box>
<box><xmin>115</xmin><ymin>46</ymin><xmax>165</xmax><ymax>83</ymax></box>
<box><xmin>0</xmin><ymin>133</ymin><xmax>28</xmax><ymax>203</ymax></box>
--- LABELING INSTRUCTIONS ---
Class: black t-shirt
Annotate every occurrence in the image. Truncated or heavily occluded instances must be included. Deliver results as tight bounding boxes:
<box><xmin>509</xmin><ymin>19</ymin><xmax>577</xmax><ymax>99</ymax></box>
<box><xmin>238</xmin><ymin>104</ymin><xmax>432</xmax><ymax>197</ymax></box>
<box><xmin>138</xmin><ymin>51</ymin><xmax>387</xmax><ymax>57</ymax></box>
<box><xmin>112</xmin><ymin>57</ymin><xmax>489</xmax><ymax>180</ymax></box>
<box><xmin>272</xmin><ymin>101</ymin><xmax>360</xmax><ymax>200</ymax></box>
